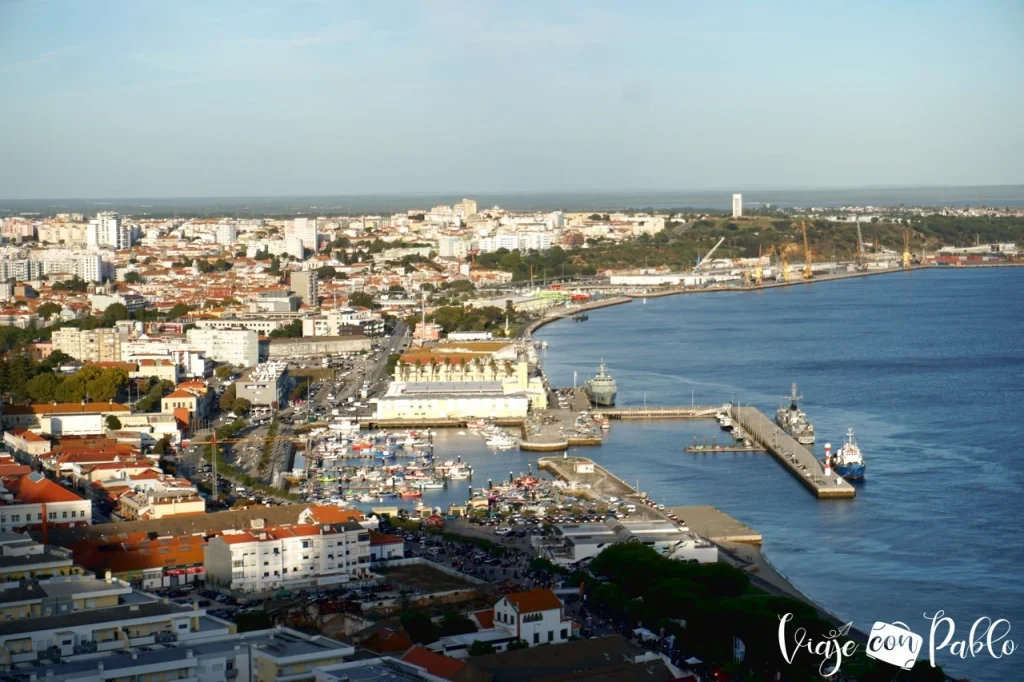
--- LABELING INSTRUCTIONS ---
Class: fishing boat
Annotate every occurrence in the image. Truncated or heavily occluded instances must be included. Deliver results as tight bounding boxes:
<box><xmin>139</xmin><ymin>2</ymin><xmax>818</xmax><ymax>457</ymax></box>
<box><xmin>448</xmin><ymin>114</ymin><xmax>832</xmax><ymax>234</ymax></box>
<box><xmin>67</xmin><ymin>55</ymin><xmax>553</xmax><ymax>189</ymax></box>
<box><xmin>416</xmin><ymin>479</ymin><xmax>444</xmax><ymax>490</ymax></box>
<box><xmin>400</xmin><ymin>489</ymin><xmax>423</xmax><ymax>499</ymax></box>
<box><xmin>486</xmin><ymin>432</ymin><xmax>518</xmax><ymax>450</ymax></box>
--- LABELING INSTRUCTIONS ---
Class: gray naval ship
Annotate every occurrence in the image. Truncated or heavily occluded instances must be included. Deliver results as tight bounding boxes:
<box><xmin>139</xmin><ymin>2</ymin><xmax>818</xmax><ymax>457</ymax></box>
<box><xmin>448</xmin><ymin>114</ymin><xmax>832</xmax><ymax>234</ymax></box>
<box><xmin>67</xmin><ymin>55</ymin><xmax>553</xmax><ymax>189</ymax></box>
<box><xmin>585</xmin><ymin>360</ymin><xmax>617</xmax><ymax>407</ymax></box>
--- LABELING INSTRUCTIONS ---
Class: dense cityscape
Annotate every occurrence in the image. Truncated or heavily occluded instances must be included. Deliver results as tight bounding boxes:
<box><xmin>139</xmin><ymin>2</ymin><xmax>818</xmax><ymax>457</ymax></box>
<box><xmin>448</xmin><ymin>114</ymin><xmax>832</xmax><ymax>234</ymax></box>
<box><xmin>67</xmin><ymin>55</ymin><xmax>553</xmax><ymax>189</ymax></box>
<box><xmin>0</xmin><ymin>194</ymin><xmax>1018</xmax><ymax>682</ymax></box>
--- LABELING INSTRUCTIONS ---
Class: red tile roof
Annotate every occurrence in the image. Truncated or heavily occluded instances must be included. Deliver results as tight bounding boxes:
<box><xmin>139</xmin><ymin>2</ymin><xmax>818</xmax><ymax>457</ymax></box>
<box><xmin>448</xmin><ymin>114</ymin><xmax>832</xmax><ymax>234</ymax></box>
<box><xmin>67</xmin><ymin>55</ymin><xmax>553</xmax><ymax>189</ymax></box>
<box><xmin>401</xmin><ymin>647</ymin><xmax>465</xmax><ymax>680</ymax></box>
<box><xmin>303</xmin><ymin>506</ymin><xmax>364</xmax><ymax>525</ymax></box>
<box><xmin>504</xmin><ymin>588</ymin><xmax>563</xmax><ymax>614</ymax></box>
<box><xmin>73</xmin><ymin>533</ymin><xmax>205</xmax><ymax>573</ymax></box>
<box><xmin>471</xmin><ymin>609</ymin><xmax>494</xmax><ymax>629</ymax></box>
<box><xmin>6</xmin><ymin>428</ymin><xmax>49</xmax><ymax>443</ymax></box>
<box><xmin>2</xmin><ymin>473</ymin><xmax>86</xmax><ymax>504</ymax></box>
<box><xmin>360</xmin><ymin>626</ymin><xmax>412</xmax><ymax>654</ymax></box>
<box><xmin>370</xmin><ymin>531</ymin><xmax>402</xmax><ymax>546</ymax></box>
<box><xmin>3</xmin><ymin>402</ymin><xmax>130</xmax><ymax>416</ymax></box>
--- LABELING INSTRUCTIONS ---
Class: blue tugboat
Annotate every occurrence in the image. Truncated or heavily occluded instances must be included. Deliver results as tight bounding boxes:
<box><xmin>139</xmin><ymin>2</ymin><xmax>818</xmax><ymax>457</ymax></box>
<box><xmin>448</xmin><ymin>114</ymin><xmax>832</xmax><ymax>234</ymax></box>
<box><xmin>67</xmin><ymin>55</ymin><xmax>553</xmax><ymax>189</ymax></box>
<box><xmin>828</xmin><ymin>429</ymin><xmax>866</xmax><ymax>480</ymax></box>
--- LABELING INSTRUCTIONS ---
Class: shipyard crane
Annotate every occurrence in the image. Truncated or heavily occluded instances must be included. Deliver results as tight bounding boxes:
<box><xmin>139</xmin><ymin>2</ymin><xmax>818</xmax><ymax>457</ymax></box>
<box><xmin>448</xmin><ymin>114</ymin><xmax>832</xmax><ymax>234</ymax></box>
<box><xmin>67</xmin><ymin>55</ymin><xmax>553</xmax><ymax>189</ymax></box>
<box><xmin>855</xmin><ymin>222</ymin><xmax>866</xmax><ymax>271</ymax></box>
<box><xmin>754</xmin><ymin>245</ymin><xmax>768</xmax><ymax>284</ymax></box>
<box><xmin>800</xmin><ymin>221</ymin><xmax>814</xmax><ymax>279</ymax></box>
<box><xmin>777</xmin><ymin>243</ymin><xmax>803</xmax><ymax>283</ymax></box>
<box><xmin>693</xmin><ymin>237</ymin><xmax>726</xmax><ymax>273</ymax></box>
<box><xmin>902</xmin><ymin>231</ymin><xmax>912</xmax><ymax>269</ymax></box>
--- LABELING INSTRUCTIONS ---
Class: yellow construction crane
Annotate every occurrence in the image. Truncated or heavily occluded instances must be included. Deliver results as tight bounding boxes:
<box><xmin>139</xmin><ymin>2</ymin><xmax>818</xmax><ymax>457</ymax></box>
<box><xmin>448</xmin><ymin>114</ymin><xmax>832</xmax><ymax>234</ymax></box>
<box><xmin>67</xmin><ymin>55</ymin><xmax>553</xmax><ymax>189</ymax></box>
<box><xmin>800</xmin><ymin>221</ymin><xmax>814</xmax><ymax>279</ymax></box>
<box><xmin>902</xmin><ymin>231</ymin><xmax>912</xmax><ymax>269</ymax></box>
<box><xmin>754</xmin><ymin>245</ymin><xmax>767</xmax><ymax>284</ymax></box>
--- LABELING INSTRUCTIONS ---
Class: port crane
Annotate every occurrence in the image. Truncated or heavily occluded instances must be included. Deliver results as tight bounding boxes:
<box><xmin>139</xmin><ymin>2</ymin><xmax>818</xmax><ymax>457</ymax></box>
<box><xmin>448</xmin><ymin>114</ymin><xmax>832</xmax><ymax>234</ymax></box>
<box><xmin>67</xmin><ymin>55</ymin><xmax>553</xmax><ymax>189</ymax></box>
<box><xmin>800</xmin><ymin>220</ymin><xmax>814</xmax><ymax>279</ymax></box>
<box><xmin>855</xmin><ymin>222</ymin><xmax>867</xmax><ymax>271</ymax></box>
<box><xmin>754</xmin><ymin>245</ymin><xmax>767</xmax><ymax>284</ymax></box>
<box><xmin>694</xmin><ymin>237</ymin><xmax>726</xmax><ymax>273</ymax></box>
<box><xmin>902</xmin><ymin>231</ymin><xmax>912</xmax><ymax>269</ymax></box>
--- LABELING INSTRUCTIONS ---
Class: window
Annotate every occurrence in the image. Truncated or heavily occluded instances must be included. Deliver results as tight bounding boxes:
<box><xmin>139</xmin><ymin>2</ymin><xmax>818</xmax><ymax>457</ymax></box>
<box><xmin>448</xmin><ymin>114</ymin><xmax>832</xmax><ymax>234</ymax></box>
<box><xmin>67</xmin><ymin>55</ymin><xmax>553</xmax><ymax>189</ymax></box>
<box><xmin>48</xmin><ymin>512</ymin><xmax>57</xmax><ymax>520</ymax></box>
<box><xmin>263</xmin><ymin>572</ymin><xmax>269</xmax><ymax>577</ymax></box>
<box><xmin>11</xmin><ymin>515</ymin><xmax>19</xmax><ymax>523</ymax></box>
<box><xmin>560</xmin><ymin>629</ymin><xmax>568</xmax><ymax>640</ymax></box>
<box><xmin>548</xmin><ymin>631</ymin><xmax>553</xmax><ymax>642</ymax></box>
<box><xmin>62</xmin><ymin>511</ymin><xmax>68</xmax><ymax>519</ymax></box>
<box><xmin>533</xmin><ymin>633</ymin><xmax>539</xmax><ymax>644</ymax></box>
<box><xmin>71</xmin><ymin>511</ymin><xmax>76</xmax><ymax>518</ymax></box>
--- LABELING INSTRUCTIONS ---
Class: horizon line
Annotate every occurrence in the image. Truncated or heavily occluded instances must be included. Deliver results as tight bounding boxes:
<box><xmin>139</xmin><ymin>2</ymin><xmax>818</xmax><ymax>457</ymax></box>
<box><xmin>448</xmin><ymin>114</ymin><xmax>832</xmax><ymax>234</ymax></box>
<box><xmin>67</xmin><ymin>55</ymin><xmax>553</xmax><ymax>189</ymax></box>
<box><xmin>3</xmin><ymin>183</ymin><xmax>1024</xmax><ymax>204</ymax></box>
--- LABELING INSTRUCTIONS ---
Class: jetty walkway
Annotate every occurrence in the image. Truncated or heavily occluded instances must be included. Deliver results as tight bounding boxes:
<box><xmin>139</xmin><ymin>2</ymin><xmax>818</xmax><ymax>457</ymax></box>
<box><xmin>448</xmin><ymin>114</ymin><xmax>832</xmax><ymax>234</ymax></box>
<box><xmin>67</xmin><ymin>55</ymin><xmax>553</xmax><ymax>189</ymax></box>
<box><xmin>731</xmin><ymin>405</ymin><xmax>856</xmax><ymax>499</ymax></box>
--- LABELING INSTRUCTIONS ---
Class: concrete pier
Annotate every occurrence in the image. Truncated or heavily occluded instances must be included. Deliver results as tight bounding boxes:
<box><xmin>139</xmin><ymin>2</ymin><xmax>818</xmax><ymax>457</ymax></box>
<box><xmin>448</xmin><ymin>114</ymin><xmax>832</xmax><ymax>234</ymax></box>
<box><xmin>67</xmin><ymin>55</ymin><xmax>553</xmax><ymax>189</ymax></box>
<box><xmin>601</xmin><ymin>406</ymin><xmax>719</xmax><ymax>419</ymax></box>
<box><xmin>731</xmin><ymin>406</ymin><xmax>856</xmax><ymax>499</ymax></box>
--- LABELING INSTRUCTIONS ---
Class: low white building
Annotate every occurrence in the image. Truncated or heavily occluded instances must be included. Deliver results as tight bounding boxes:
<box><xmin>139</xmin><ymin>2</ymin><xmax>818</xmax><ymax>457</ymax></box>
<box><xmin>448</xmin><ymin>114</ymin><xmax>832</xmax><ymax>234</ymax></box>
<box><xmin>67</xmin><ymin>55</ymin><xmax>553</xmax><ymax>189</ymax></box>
<box><xmin>186</xmin><ymin>327</ymin><xmax>259</xmax><ymax>368</ymax></box>
<box><xmin>537</xmin><ymin>519</ymin><xmax>718</xmax><ymax>565</ymax></box>
<box><xmin>204</xmin><ymin>521</ymin><xmax>371</xmax><ymax>594</ymax></box>
<box><xmin>493</xmin><ymin>587</ymin><xmax>574</xmax><ymax>647</ymax></box>
<box><xmin>375</xmin><ymin>382</ymin><xmax>529</xmax><ymax>421</ymax></box>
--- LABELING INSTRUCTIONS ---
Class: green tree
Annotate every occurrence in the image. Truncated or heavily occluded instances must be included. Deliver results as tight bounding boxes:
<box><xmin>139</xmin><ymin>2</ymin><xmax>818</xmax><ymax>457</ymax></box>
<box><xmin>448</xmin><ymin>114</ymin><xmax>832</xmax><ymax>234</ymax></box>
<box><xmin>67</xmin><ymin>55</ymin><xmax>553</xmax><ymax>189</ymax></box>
<box><xmin>232</xmin><ymin>398</ymin><xmax>251</xmax><ymax>415</ymax></box>
<box><xmin>439</xmin><ymin>611</ymin><xmax>477</xmax><ymax>637</ymax></box>
<box><xmin>399</xmin><ymin>609</ymin><xmax>439</xmax><ymax>644</ymax></box>
<box><xmin>347</xmin><ymin>292</ymin><xmax>377</xmax><ymax>309</ymax></box>
<box><xmin>25</xmin><ymin>372</ymin><xmax>60</xmax><ymax>403</ymax></box>
<box><xmin>219</xmin><ymin>384</ymin><xmax>237</xmax><ymax>411</ymax></box>
<box><xmin>105</xmin><ymin>415</ymin><xmax>122</xmax><ymax>430</ymax></box>
<box><xmin>36</xmin><ymin>302</ymin><xmax>62</xmax><ymax>319</ymax></box>
<box><xmin>215</xmin><ymin>365</ymin><xmax>233</xmax><ymax>379</ymax></box>
<box><xmin>167</xmin><ymin>303</ymin><xmax>192</xmax><ymax>320</ymax></box>
<box><xmin>153</xmin><ymin>434</ymin><xmax>171</xmax><ymax>456</ymax></box>
<box><xmin>316</xmin><ymin>265</ymin><xmax>337</xmax><ymax>281</ymax></box>
<box><xmin>101</xmin><ymin>302</ymin><xmax>130</xmax><ymax>326</ymax></box>
<box><xmin>468</xmin><ymin>640</ymin><xmax>495</xmax><ymax>656</ymax></box>
<box><xmin>123</xmin><ymin>271</ymin><xmax>143</xmax><ymax>284</ymax></box>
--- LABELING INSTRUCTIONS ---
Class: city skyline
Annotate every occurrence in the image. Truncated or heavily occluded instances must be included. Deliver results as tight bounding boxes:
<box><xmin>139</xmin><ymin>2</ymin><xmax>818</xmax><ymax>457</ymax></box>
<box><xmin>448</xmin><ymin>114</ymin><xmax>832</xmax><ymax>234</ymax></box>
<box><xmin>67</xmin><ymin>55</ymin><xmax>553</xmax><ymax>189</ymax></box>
<box><xmin>2</xmin><ymin>0</ymin><xmax>1022</xmax><ymax>199</ymax></box>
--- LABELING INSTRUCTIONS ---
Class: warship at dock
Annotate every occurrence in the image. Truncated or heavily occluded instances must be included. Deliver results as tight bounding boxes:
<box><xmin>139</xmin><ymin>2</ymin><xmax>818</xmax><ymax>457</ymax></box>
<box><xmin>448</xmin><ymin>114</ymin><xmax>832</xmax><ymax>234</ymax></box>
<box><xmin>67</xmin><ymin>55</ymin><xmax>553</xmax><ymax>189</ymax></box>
<box><xmin>585</xmin><ymin>361</ymin><xmax>617</xmax><ymax>407</ymax></box>
<box><xmin>775</xmin><ymin>382</ymin><xmax>815</xmax><ymax>444</ymax></box>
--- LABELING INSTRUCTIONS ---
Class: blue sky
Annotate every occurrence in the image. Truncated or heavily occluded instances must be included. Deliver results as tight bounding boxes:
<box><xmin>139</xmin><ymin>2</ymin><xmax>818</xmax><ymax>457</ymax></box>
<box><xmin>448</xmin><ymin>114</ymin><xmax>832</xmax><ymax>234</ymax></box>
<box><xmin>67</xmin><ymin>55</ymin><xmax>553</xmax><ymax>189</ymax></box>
<box><xmin>1</xmin><ymin>0</ymin><xmax>1021</xmax><ymax>198</ymax></box>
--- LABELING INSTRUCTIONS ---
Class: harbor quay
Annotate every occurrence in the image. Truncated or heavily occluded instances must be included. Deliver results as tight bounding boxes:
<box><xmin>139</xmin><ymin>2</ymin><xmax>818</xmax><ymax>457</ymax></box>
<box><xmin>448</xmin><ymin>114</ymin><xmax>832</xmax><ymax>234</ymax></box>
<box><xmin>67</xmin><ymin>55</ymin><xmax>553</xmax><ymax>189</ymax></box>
<box><xmin>731</xmin><ymin>405</ymin><xmax>857</xmax><ymax>499</ymax></box>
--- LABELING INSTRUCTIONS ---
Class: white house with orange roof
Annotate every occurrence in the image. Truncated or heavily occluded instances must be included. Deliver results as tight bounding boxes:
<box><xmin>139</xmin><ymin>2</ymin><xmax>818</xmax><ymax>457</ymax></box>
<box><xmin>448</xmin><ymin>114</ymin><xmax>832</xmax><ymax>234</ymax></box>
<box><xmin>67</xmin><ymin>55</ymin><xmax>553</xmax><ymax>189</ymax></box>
<box><xmin>2</xmin><ymin>428</ymin><xmax>51</xmax><ymax>462</ymax></box>
<box><xmin>0</xmin><ymin>471</ymin><xmax>92</xmax><ymax>533</ymax></box>
<box><xmin>493</xmin><ymin>587</ymin><xmax>574</xmax><ymax>647</ymax></box>
<box><xmin>204</xmin><ymin>521</ymin><xmax>371</xmax><ymax>593</ymax></box>
<box><xmin>130</xmin><ymin>358</ymin><xmax>179</xmax><ymax>384</ymax></box>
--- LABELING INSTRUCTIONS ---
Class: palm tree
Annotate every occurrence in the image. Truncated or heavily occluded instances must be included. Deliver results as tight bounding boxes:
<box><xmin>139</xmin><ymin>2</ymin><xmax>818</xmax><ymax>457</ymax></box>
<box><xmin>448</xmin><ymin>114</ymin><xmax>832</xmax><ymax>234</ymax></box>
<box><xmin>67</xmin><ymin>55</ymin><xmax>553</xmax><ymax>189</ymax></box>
<box><xmin>414</xmin><ymin>359</ymin><xmax>422</xmax><ymax>380</ymax></box>
<box><xmin>443</xmin><ymin>357</ymin><xmax>452</xmax><ymax>381</ymax></box>
<box><xmin>429</xmin><ymin>358</ymin><xmax>439</xmax><ymax>380</ymax></box>
<box><xmin>458</xmin><ymin>357</ymin><xmax>467</xmax><ymax>381</ymax></box>
<box><xmin>488</xmin><ymin>359</ymin><xmax>498</xmax><ymax>380</ymax></box>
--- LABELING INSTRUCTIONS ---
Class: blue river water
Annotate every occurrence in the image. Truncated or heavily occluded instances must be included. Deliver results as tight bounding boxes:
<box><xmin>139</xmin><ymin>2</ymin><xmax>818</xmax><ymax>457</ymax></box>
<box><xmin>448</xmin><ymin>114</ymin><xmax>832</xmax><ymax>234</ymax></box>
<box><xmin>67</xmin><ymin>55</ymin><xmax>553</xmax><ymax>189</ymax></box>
<box><xmin>532</xmin><ymin>267</ymin><xmax>1024</xmax><ymax>681</ymax></box>
<box><xmin>357</xmin><ymin>268</ymin><xmax>1022</xmax><ymax>680</ymax></box>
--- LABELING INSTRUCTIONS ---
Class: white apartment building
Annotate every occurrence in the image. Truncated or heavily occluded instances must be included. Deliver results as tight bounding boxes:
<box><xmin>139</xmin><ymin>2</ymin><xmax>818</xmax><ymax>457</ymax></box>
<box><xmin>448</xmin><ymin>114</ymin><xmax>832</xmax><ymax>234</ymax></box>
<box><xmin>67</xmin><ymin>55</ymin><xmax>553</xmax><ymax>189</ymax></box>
<box><xmin>186</xmin><ymin>327</ymin><xmax>259</xmax><ymax>367</ymax></box>
<box><xmin>454</xmin><ymin>198</ymin><xmax>478</xmax><ymax>217</ymax></box>
<box><xmin>40</xmin><ymin>250</ymin><xmax>105</xmax><ymax>282</ymax></box>
<box><xmin>87</xmin><ymin>212</ymin><xmax>132</xmax><ymax>250</ymax></box>
<box><xmin>0</xmin><ymin>259</ymin><xmax>43</xmax><ymax>281</ymax></box>
<box><xmin>493</xmin><ymin>588</ymin><xmax>574</xmax><ymax>647</ymax></box>
<box><xmin>438</xmin><ymin>236</ymin><xmax>469</xmax><ymax>259</ymax></box>
<box><xmin>51</xmin><ymin>327</ymin><xmax>127</xmax><ymax>363</ymax></box>
<box><xmin>215</xmin><ymin>222</ymin><xmax>237</xmax><ymax>246</ymax></box>
<box><xmin>204</xmin><ymin>522</ymin><xmax>371</xmax><ymax>594</ymax></box>
<box><xmin>732</xmin><ymin>193</ymin><xmax>743</xmax><ymax>218</ymax></box>
<box><xmin>291</xmin><ymin>217</ymin><xmax>318</xmax><ymax>251</ymax></box>
<box><xmin>285</xmin><ymin>235</ymin><xmax>306</xmax><ymax>259</ymax></box>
